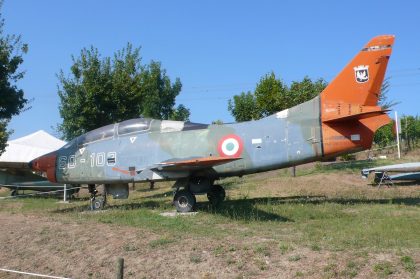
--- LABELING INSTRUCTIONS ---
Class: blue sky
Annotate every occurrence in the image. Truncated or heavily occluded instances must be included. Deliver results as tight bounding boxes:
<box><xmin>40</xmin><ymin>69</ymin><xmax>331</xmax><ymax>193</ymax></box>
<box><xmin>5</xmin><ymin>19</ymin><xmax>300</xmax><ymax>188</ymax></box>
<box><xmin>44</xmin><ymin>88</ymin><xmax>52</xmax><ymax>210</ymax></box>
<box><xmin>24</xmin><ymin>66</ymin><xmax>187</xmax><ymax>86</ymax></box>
<box><xmin>3</xmin><ymin>0</ymin><xmax>420</xmax><ymax>139</ymax></box>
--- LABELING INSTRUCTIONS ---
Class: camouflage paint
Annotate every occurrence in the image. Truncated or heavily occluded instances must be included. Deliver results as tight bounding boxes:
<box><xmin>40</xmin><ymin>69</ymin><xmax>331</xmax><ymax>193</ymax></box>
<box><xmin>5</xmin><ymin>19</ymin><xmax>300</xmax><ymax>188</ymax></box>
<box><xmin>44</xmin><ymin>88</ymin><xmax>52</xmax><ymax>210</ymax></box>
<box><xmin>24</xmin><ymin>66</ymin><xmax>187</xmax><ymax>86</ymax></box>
<box><xmin>31</xmin><ymin>35</ymin><xmax>395</xmax><ymax>191</ymax></box>
<box><xmin>49</xmin><ymin>94</ymin><xmax>321</xmax><ymax>184</ymax></box>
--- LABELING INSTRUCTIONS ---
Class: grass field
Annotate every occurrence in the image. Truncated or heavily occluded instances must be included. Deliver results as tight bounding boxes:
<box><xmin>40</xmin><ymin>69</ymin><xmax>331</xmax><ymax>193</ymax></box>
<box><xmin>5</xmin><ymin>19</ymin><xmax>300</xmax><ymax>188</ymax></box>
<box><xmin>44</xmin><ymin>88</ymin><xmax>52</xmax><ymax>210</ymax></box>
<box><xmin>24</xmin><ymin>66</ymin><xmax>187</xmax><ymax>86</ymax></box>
<box><xmin>0</xmin><ymin>156</ymin><xmax>419</xmax><ymax>278</ymax></box>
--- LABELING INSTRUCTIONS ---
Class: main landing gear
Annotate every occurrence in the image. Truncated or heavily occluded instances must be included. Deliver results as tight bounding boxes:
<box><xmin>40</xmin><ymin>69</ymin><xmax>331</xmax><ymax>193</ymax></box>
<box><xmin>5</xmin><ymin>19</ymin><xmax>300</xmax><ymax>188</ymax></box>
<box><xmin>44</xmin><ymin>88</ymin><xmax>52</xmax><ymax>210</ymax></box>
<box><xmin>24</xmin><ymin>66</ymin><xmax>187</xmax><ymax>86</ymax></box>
<box><xmin>172</xmin><ymin>177</ymin><xmax>226</xmax><ymax>213</ymax></box>
<box><xmin>88</xmin><ymin>184</ymin><xmax>106</xmax><ymax>210</ymax></box>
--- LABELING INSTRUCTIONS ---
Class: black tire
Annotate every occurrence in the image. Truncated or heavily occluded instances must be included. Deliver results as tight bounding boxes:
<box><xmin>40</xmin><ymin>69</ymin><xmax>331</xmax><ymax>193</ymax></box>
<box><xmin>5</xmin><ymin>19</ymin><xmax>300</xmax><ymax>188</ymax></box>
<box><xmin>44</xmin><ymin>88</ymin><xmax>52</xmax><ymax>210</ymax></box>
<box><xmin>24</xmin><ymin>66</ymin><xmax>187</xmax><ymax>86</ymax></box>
<box><xmin>90</xmin><ymin>196</ymin><xmax>105</xmax><ymax>210</ymax></box>
<box><xmin>207</xmin><ymin>185</ymin><xmax>226</xmax><ymax>206</ymax></box>
<box><xmin>10</xmin><ymin>190</ymin><xmax>17</xmax><ymax>197</ymax></box>
<box><xmin>173</xmin><ymin>190</ymin><xmax>196</xmax><ymax>213</ymax></box>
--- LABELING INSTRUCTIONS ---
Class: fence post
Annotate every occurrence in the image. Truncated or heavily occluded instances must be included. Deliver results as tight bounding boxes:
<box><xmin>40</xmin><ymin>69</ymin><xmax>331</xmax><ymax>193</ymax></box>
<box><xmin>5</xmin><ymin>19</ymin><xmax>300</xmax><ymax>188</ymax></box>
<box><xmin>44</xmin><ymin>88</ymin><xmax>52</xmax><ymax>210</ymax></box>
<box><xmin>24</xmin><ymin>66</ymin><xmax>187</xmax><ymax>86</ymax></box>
<box><xmin>116</xmin><ymin>258</ymin><xmax>124</xmax><ymax>279</ymax></box>
<box><xmin>63</xmin><ymin>184</ymin><xmax>67</xmax><ymax>202</ymax></box>
<box><xmin>395</xmin><ymin>111</ymin><xmax>401</xmax><ymax>159</ymax></box>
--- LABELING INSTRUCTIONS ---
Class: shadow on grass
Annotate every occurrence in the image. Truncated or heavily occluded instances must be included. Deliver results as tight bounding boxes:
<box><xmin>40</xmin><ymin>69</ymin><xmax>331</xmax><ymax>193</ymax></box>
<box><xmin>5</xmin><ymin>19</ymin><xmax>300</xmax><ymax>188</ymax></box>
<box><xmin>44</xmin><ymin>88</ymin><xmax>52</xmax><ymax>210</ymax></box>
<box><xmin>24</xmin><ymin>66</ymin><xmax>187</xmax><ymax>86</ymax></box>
<box><xmin>214</xmin><ymin>195</ymin><xmax>420</xmax><ymax>207</ymax></box>
<box><xmin>51</xmin><ymin>195</ymin><xmax>419</xmax><ymax>221</ymax></box>
<box><xmin>198</xmin><ymin>195</ymin><xmax>419</xmax><ymax>221</ymax></box>
<box><xmin>52</xmin><ymin>199</ymin><xmax>168</xmax><ymax>213</ymax></box>
<box><xmin>198</xmin><ymin>200</ymin><xmax>293</xmax><ymax>222</ymax></box>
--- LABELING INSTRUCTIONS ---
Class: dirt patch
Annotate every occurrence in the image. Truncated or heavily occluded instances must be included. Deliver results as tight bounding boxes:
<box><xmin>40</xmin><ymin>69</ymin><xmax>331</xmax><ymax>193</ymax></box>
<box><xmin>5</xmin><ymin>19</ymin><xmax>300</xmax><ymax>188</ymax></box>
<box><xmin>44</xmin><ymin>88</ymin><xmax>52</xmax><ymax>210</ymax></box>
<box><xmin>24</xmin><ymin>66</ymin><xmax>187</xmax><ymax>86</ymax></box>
<box><xmin>0</xmin><ymin>212</ymin><xmax>418</xmax><ymax>279</ymax></box>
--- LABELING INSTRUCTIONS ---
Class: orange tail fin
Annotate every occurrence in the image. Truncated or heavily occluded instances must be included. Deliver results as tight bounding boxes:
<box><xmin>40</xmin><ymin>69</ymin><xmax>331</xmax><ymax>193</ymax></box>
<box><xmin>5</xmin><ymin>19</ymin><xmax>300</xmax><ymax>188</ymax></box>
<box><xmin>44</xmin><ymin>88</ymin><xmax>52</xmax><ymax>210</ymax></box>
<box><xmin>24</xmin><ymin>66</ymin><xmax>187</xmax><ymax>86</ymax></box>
<box><xmin>321</xmin><ymin>35</ymin><xmax>394</xmax><ymax>106</ymax></box>
<box><xmin>320</xmin><ymin>35</ymin><xmax>395</xmax><ymax>156</ymax></box>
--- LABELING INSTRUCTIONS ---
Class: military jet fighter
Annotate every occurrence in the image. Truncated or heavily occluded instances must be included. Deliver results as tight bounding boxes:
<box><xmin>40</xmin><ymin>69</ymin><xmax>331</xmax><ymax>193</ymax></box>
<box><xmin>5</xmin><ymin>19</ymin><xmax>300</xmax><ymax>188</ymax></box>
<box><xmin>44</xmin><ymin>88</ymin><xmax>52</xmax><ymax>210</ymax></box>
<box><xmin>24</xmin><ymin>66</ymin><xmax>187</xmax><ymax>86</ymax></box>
<box><xmin>30</xmin><ymin>35</ymin><xmax>395</xmax><ymax>212</ymax></box>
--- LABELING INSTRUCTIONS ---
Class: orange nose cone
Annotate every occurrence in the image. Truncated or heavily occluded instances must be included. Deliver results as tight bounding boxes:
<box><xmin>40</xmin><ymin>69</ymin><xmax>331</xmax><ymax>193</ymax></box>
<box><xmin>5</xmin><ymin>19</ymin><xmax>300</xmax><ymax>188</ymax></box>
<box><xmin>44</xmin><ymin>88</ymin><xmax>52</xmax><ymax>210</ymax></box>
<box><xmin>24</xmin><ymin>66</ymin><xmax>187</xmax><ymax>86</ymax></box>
<box><xmin>30</xmin><ymin>152</ymin><xmax>57</xmax><ymax>183</ymax></box>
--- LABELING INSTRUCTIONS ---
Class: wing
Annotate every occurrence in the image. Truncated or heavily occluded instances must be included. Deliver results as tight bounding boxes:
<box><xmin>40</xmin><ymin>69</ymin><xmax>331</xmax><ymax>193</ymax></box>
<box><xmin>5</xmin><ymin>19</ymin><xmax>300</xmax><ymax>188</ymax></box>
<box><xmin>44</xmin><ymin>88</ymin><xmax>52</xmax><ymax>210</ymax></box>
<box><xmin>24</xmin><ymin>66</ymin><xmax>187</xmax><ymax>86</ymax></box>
<box><xmin>152</xmin><ymin>156</ymin><xmax>241</xmax><ymax>171</ymax></box>
<box><xmin>110</xmin><ymin>156</ymin><xmax>241</xmax><ymax>181</ymax></box>
<box><xmin>0</xmin><ymin>161</ymin><xmax>31</xmax><ymax>170</ymax></box>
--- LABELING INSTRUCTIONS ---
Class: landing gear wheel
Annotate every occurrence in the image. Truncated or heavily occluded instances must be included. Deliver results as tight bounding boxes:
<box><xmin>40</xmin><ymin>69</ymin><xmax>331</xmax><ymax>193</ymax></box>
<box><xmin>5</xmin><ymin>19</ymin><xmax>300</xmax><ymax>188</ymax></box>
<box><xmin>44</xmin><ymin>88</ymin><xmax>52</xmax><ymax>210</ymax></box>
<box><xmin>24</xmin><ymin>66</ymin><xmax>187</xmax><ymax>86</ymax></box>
<box><xmin>207</xmin><ymin>185</ymin><xmax>226</xmax><ymax>206</ymax></box>
<box><xmin>90</xmin><ymin>196</ymin><xmax>106</xmax><ymax>210</ymax></box>
<box><xmin>173</xmin><ymin>190</ymin><xmax>196</xmax><ymax>213</ymax></box>
<box><xmin>10</xmin><ymin>190</ymin><xmax>17</xmax><ymax>197</ymax></box>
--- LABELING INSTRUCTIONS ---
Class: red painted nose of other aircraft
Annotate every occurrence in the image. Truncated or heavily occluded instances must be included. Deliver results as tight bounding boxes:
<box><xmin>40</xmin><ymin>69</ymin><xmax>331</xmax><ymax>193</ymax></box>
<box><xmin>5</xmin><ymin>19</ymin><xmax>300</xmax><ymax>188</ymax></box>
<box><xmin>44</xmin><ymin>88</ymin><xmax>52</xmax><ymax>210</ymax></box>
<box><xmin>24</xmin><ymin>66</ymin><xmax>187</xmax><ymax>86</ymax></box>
<box><xmin>29</xmin><ymin>152</ymin><xmax>57</xmax><ymax>183</ymax></box>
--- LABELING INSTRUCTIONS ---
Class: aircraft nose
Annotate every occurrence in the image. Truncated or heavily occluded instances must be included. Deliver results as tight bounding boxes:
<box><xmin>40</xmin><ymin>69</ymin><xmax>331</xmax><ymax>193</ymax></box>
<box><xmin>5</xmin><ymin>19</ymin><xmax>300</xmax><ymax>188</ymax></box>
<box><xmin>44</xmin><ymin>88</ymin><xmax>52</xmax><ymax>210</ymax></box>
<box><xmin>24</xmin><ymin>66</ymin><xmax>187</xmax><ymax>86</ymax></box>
<box><xmin>30</xmin><ymin>152</ymin><xmax>58</xmax><ymax>183</ymax></box>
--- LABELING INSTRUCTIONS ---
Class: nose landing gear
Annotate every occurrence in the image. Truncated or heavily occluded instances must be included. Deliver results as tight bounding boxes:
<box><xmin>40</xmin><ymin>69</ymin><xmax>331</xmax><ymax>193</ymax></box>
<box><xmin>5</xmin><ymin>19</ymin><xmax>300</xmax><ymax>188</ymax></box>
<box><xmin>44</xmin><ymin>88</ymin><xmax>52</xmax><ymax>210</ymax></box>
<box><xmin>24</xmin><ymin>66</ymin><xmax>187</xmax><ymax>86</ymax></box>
<box><xmin>88</xmin><ymin>184</ymin><xmax>107</xmax><ymax>210</ymax></box>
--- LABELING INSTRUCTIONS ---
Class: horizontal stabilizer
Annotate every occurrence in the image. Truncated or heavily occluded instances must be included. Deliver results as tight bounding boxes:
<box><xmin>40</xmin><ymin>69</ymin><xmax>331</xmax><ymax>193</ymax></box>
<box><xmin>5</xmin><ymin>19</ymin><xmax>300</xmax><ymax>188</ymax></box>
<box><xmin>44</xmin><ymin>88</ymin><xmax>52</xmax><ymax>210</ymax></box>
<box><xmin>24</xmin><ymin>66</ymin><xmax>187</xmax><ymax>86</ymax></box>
<box><xmin>323</xmin><ymin>109</ymin><xmax>389</xmax><ymax>124</ymax></box>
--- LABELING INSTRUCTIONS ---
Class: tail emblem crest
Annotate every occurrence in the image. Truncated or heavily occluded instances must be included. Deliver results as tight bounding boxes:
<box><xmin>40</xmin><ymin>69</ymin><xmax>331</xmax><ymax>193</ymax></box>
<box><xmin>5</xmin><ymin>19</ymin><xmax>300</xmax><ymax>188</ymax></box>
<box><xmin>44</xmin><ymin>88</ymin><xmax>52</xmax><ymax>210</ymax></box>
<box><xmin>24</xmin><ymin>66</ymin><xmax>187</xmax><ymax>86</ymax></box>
<box><xmin>354</xmin><ymin>65</ymin><xmax>369</xmax><ymax>83</ymax></box>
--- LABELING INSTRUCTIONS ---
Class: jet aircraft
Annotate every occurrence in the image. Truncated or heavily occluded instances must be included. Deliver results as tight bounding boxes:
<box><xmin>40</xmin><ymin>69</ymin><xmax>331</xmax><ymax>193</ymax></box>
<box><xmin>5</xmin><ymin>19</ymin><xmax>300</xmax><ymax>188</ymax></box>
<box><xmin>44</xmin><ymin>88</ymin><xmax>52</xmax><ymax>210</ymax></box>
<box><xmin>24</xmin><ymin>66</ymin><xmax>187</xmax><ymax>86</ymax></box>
<box><xmin>30</xmin><ymin>35</ymin><xmax>395</xmax><ymax>212</ymax></box>
<box><xmin>0</xmin><ymin>168</ymin><xmax>67</xmax><ymax>196</ymax></box>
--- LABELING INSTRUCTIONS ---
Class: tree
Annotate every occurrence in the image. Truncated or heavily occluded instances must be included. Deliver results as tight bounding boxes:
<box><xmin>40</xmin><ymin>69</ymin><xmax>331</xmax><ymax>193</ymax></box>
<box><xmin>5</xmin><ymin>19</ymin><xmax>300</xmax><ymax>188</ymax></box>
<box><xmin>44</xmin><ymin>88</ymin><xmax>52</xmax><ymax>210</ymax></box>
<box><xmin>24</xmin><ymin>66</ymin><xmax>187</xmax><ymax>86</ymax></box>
<box><xmin>378</xmin><ymin>77</ymin><xmax>399</xmax><ymax>110</ymax></box>
<box><xmin>373</xmin><ymin>122</ymin><xmax>394</xmax><ymax>147</ymax></box>
<box><xmin>57</xmin><ymin>43</ymin><xmax>188</xmax><ymax>140</ymax></box>
<box><xmin>228</xmin><ymin>73</ymin><xmax>327</xmax><ymax>122</ymax></box>
<box><xmin>254</xmin><ymin>72</ymin><xmax>289</xmax><ymax>118</ymax></box>
<box><xmin>400</xmin><ymin>115</ymin><xmax>420</xmax><ymax>150</ymax></box>
<box><xmin>170</xmin><ymin>104</ymin><xmax>190</xmax><ymax>121</ymax></box>
<box><xmin>288</xmin><ymin>77</ymin><xmax>327</xmax><ymax>107</ymax></box>
<box><xmin>0</xmin><ymin>2</ymin><xmax>28</xmax><ymax>155</ymax></box>
<box><xmin>373</xmin><ymin>78</ymin><xmax>397</xmax><ymax>146</ymax></box>
<box><xmin>211</xmin><ymin>119</ymin><xmax>224</xmax><ymax>125</ymax></box>
<box><xmin>228</xmin><ymin>91</ymin><xmax>258</xmax><ymax>122</ymax></box>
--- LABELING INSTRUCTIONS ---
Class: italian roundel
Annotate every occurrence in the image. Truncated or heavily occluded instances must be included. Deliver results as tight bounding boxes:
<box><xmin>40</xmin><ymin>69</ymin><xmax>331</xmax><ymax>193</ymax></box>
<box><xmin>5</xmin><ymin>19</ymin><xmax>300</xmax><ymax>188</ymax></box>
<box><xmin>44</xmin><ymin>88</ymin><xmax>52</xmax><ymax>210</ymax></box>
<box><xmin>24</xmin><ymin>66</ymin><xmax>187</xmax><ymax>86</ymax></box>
<box><xmin>217</xmin><ymin>134</ymin><xmax>243</xmax><ymax>157</ymax></box>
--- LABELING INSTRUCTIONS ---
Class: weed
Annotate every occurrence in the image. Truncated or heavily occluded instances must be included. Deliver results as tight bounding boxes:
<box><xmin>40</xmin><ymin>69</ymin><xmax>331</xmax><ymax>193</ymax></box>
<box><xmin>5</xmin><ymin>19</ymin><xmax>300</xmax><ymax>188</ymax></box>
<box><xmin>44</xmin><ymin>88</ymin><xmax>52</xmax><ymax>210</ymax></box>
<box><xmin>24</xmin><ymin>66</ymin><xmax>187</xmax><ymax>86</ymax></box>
<box><xmin>123</xmin><ymin>243</ymin><xmax>138</xmax><ymax>252</ymax></box>
<box><xmin>190</xmin><ymin>252</ymin><xmax>202</xmax><ymax>263</ymax></box>
<box><xmin>254</xmin><ymin>258</ymin><xmax>268</xmax><ymax>270</ymax></box>
<box><xmin>226</xmin><ymin>255</ymin><xmax>235</xmax><ymax>265</ymax></box>
<box><xmin>288</xmin><ymin>255</ymin><xmax>301</xmax><ymax>262</ymax></box>
<box><xmin>278</xmin><ymin>242</ymin><xmax>292</xmax><ymax>254</ymax></box>
<box><xmin>213</xmin><ymin>245</ymin><xmax>224</xmax><ymax>256</ymax></box>
<box><xmin>149</xmin><ymin>237</ymin><xmax>175</xmax><ymax>248</ymax></box>
<box><xmin>254</xmin><ymin>243</ymin><xmax>271</xmax><ymax>256</ymax></box>
<box><xmin>401</xmin><ymin>256</ymin><xmax>416</xmax><ymax>273</ymax></box>
<box><xmin>341</xmin><ymin>260</ymin><xmax>359</xmax><ymax>278</ymax></box>
<box><xmin>373</xmin><ymin>261</ymin><xmax>394</xmax><ymax>277</ymax></box>
<box><xmin>310</xmin><ymin>243</ymin><xmax>321</xmax><ymax>251</ymax></box>
<box><xmin>295</xmin><ymin>271</ymin><xmax>304</xmax><ymax>277</ymax></box>
<box><xmin>323</xmin><ymin>263</ymin><xmax>338</xmax><ymax>278</ymax></box>
<box><xmin>237</xmin><ymin>260</ymin><xmax>245</xmax><ymax>270</ymax></box>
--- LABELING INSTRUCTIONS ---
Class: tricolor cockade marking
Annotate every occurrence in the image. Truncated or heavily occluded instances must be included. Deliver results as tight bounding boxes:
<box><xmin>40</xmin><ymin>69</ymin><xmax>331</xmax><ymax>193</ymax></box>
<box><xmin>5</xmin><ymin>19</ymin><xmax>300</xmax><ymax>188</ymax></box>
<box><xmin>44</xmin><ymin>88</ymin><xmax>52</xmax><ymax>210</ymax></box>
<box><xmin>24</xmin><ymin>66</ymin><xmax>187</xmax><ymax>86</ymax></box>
<box><xmin>217</xmin><ymin>134</ymin><xmax>243</xmax><ymax>157</ymax></box>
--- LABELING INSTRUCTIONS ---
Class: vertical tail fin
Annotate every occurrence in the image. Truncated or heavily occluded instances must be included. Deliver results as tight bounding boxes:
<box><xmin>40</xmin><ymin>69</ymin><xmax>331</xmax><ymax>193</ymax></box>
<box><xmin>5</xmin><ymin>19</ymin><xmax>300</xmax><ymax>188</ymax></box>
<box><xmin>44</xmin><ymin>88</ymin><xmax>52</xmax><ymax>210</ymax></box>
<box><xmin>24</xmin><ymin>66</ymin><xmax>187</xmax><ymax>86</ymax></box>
<box><xmin>320</xmin><ymin>35</ymin><xmax>395</xmax><ymax>157</ymax></box>
<box><xmin>321</xmin><ymin>35</ymin><xmax>395</xmax><ymax>106</ymax></box>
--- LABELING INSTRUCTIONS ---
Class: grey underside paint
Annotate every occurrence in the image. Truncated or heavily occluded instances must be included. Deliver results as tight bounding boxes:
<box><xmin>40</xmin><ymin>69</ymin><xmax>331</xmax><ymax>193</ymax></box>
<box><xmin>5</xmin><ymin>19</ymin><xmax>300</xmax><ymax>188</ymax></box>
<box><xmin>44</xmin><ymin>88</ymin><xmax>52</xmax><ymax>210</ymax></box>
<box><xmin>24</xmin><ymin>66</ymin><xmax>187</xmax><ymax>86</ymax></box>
<box><xmin>388</xmin><ymin>172</ymin><xmax>420</xmax><ymax>181</ymax></box>
<box><xmin>56</xmin><ymin>96</ymin><xmax>323</xmax><ymax>184</ymax></box>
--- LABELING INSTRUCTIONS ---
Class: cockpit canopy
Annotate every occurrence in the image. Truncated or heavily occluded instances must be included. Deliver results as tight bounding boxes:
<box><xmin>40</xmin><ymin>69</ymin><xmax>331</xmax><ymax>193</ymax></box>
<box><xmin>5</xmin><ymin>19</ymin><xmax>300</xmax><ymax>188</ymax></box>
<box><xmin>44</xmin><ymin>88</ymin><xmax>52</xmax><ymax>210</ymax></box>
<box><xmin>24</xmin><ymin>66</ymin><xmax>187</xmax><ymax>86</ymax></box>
<box><xmin>117</xmin><ymin>118</ymin><xmax>151</xmax><ymax>135</ymax></box>
<box><xmin>61</xmin><ymin>118</ymin><xmax>209</xmax><ymax>148</ymax></box>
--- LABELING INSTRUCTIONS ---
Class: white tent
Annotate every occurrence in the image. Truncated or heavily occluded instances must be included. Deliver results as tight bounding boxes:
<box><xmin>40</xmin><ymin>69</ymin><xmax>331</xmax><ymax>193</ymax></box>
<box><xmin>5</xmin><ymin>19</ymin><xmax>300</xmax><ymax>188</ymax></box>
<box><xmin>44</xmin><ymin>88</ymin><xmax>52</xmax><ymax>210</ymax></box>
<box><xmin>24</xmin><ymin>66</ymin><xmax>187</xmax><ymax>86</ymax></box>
<box><xmin>0</xmin><ymin>130</ymin><xmax>66</xmax><ymax>163</ymax></box>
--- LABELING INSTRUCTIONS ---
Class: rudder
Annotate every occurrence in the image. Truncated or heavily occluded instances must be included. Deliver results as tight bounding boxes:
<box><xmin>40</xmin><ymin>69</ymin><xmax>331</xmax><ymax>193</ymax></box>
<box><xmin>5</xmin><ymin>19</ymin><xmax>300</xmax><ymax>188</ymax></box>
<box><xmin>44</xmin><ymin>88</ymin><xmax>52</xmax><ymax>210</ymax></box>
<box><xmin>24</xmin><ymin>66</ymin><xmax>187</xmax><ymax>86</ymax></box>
<box><xmin>321</xmin><ymin>35</ymin><xmax>394</xmax><ymax>106</ymax></box>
